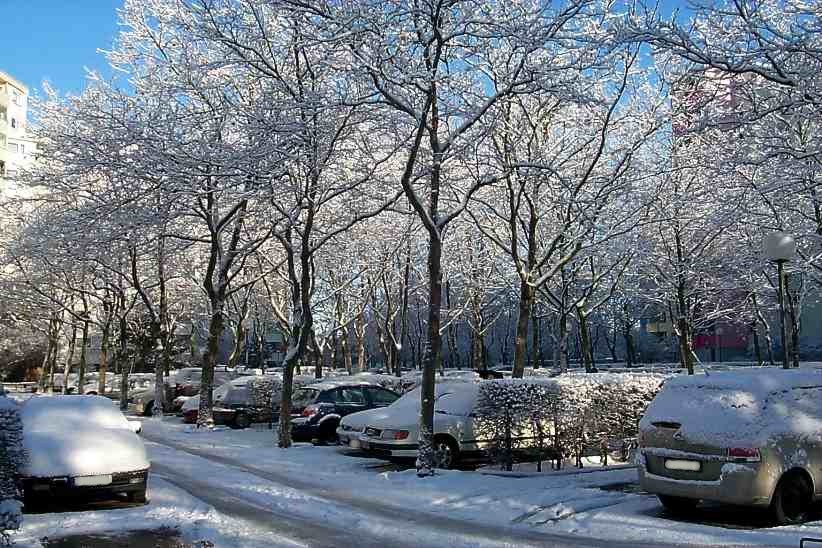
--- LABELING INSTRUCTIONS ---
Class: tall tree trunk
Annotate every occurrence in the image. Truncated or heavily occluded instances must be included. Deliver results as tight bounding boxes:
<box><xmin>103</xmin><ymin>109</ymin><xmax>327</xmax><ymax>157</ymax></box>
<box><xmin>62</xmin><ymin>322</ymin><xmax>78</xmax><ymax>395</ymax></box>
<box><xmin>577</xmin><ymin>307</ymin><xmax>596</xmax><ymax>373</ymax></box>
<box><xmin>98</xmin><ymin>323</ymin><xmax>110</xmax><ymax>395</ymax></box>
<box><xmin>512</xmin><ymin>280</ymin><xmax>534</xmax><ymax>378</ymax></box>
<box><xmin>558</xmin><ymin>311</ymin><xmax>569</xmax><ymax>373</ymax></box>
<box><xmin>197</xmin><ymin>307</ymin><xmax>225</xmax><ymax>426</ymax></box>
<box><xmin>118</xmin><ymin>314</ymin><xmax>130</xmax><ymax>412</ymax></box>
<box><xmin>417</xmin><ymin>227</ymin><xmax>442</xmax><ymax>476</ymax></box>
<box><xmin>355</xmin><ymin>311</ymin><xmax>366</xmax><ymax>373</ymax></box>
<box><xmin>342</xmin><ymin>324</ymin><xmax>352</xmax><ymax>374</ymax></box>
<box><xmin>77</xmin><ymin>313</ymin><xmax>90</xmax><ymax>394</ymax></box>
<box><xmin>751</xmin><ymin>322</ymin><xmax>763</xmax><ymax>366</ymax></box>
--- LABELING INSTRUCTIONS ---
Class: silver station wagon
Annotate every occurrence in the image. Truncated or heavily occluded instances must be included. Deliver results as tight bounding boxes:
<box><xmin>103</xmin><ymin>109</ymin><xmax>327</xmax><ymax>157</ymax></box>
<box><xmin>638</xmin><ymin>369</ymin><xmax>822</xmax><ymax>524</ymax></box>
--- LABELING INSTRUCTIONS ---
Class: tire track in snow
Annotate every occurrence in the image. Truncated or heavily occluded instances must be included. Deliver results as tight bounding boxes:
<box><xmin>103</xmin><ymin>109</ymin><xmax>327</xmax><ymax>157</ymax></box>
<box><xmin>144</xmin><ymin>431</ymin><xmax>755</xmax><ymax>547</ymax></box>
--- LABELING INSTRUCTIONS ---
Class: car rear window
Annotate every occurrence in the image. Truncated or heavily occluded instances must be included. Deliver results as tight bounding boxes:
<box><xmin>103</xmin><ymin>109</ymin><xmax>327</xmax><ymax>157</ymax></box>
<box><xmin>292</xmin><ymin>388</ymin><xmax>318</xmax><ymax>407</ymax></box>
<box><xmin>642</xmin><ymin>380</ymin><xmax>822</xmax><ymax>446</ymax></box>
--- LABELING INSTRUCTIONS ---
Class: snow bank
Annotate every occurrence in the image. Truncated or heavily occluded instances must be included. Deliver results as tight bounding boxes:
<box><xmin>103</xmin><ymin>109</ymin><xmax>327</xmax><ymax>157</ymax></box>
<box><xmin>641</xmin><ymin>369</ymin><xmax>822</xmax><ymax>447</ymax></box>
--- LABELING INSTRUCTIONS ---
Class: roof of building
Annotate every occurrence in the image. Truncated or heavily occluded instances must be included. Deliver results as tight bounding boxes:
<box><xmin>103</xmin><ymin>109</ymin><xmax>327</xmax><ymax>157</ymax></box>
<box><xmin>0</xmin><ymin>71</ymin><xmax>28</xmax><ymax>94</ymax></box>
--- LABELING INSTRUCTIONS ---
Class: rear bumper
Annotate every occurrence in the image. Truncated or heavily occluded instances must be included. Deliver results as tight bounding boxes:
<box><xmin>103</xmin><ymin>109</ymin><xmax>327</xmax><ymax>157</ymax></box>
<box><xmin>23</xmin><ymin>469</ymin><xmax>149</xmax><ymax>499</ymax></box>
<box><xmin>638</xmin><ymin>450</ymin><xmax>772</xmax><ymax>506</ymax></box>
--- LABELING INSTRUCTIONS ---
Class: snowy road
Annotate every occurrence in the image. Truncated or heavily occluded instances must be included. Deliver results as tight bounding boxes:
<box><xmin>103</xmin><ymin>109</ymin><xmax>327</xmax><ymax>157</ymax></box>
<box><xmin>144</xmin><ymin>432</ymin><xmax>754</xmax><ymax>548</ymax></box>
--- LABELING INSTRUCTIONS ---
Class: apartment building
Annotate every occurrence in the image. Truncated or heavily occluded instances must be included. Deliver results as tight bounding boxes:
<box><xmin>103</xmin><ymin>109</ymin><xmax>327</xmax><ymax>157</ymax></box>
<box><xmin>0</xmin><ymin>70</ymin><xmax>37</xmax><ymax>186</ymax></box>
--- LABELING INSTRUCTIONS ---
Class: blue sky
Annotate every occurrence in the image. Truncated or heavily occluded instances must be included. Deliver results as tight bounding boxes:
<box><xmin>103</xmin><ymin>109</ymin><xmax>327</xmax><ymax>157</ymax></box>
<box><xmin>0</xmin><ymin>1</ymin><xmax>124</xmax><ymax>96</ymax></box>
<box><xmin>0</xmin><ymin>0</ymin><xmax>691</xmax><ymax>98</ymax></box>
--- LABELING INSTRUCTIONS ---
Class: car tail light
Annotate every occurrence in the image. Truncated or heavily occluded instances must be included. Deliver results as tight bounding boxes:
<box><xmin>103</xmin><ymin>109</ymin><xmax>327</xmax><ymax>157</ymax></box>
<box><xmin>302</xmin><ymin>405</ymin><xmax>320</xmax><ymax>418</ymax></box>
<box><xmin>727</xmin><ymin>447</ymin><xmax>761</xmax><ymax>462</ymax></box>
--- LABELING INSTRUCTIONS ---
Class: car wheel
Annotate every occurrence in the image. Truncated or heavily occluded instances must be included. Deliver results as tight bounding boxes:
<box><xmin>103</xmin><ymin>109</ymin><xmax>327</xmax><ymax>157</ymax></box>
<box><xmin>232</xmin><ymin>412</ymin><xmax>251</xmax><ymax>430</ymax></box>
<box><xmin>23</xmin><ymin>488</ymin><xmax>40</xmax><ymax>511</ymax></box>
<box><xmin>142</xmin><ymin>401</ymin><xmax>155</xmax><ymax>417</ymax></box>
<box><xmin>128</xmin><ymin>487</ymin><xmax>149</xmax><ymax>504</ymax></box>
<box><xmin>433</xmin><ymin>436</ymin><xmax>459</xmax><ymax>469</ymax></box>
<box><xmin>317</xmin><ymin>420</ymin><xmax>339</xmax><ymax>445</ymax></box>
<box><xmin>772</xmin><ymin>473</ymin><xmax>812</xmax><ymax>525</ymax></box>
<box><xmin>658</xmin><ymin>494</ymin><xmax>699</xmax><ymax>515</ymax></box>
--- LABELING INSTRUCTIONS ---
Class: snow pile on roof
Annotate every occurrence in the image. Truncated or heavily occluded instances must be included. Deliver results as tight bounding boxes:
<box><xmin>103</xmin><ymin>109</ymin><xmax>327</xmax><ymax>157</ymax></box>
<box><xmin>21</xmin><ymin>395</ymin><xmax>132</xmax><ymax>432</ymax></box>
<box><xmin>20</xmin><ymin>395</ymin><xmax>149</xmax><ymax>478</ymax></box>
<box><xmin>0</xmin><ymin>395</ymin><xmax>25</xmax><ymax>535</ymax></box>
<box><xmin>640</xmin><ymin>369</ymin><xmax>822</xmax><ymax>446</ymax></box>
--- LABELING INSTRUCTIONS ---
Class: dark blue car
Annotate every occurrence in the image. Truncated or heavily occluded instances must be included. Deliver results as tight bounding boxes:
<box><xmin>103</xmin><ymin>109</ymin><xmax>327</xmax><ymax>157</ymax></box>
<box><xmin>289</xmin><ymin>381</ymin><xmax>400</xmax><ymax>444</ymax></box>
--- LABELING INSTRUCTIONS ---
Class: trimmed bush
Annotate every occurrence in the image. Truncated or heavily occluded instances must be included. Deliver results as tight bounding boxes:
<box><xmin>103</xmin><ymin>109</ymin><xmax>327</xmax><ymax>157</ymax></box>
<box><xmin>0</xmin><ymin>396</ymin><xmax>25</xmax><ymax>544</ymax></box>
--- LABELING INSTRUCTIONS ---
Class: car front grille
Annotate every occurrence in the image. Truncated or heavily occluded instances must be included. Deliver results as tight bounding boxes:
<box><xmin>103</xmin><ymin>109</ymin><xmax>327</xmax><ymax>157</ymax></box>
<box><xmin>364</xmin><ymin>427</ymin><xmax>382</xmax><ymax>438</ymax></box>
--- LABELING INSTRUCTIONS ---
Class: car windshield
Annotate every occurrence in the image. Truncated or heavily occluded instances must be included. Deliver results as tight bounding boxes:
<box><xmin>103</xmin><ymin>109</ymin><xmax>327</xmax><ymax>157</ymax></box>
<box><xmin>390</xmin><ymin>383</ymin><xmax>477</xmax><ymax>416</ymax></box>
<box><xmin>292</xmin><ymin>388</ymin><xmax>319</xmax><ymax>407</ymax></box>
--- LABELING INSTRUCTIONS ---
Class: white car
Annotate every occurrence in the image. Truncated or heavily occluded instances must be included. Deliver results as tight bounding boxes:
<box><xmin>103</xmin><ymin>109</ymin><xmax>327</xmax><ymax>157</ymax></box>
<box><xmin>20</xmin><ymin>395</ymin><xmax>150</xmax><ymax>505</ymax></box>
<box><xmin>341</xmin><ymin>382</ymin><xmax>485</xmax><ymax>469</ymax></box>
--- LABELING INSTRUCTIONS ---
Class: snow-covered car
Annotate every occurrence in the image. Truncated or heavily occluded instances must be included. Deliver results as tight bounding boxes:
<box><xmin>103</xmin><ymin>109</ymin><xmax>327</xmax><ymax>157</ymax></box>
<box><xmin>638</xmin><ymin>369</ymin><xmax>822</xmax><ymax>524</ymax></box>
<box><xmin>20</xmin><ymin>395</ymin><xmax>150</xmax><ymax>505</ymax></box>
<box><xmin>290</xmin><ymin>381</ymin><xmax>399</xmax><ymax>443</ymax></box>
<box><xmin>213</xmin><ymin>376</ymin><xmax>279</xmax><ymax>429</ymax></box>
<box><xmin>350</xmin><ymin>383</ymin><xmax>484</xmax><ymax>469</ymax></box>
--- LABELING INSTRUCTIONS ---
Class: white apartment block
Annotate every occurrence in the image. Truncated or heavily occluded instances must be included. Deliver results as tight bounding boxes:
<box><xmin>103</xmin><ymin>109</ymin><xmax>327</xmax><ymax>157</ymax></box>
<box><xmin>0</xmin><ymin>70</ymin><xmax>37</xmax><ymax>190</ymax></box>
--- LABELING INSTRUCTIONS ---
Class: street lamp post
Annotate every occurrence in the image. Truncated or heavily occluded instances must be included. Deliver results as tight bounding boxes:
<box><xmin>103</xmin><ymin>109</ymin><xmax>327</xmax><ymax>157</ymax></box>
<box><xmin>764</xmin><ymin>232</ymin><xmax>796</xmax><ymax>370</ymax></box>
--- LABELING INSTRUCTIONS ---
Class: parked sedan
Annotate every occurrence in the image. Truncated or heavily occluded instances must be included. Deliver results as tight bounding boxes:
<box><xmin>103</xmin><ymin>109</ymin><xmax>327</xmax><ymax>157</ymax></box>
<box><xmin>350</xmin><ymin>382</ymin><xmax>544</xmax><ymax>469</ymax></box>
<box><xmin>290</xmin><ymin>381</ymin><xmax>400</xmax><ymax>443</ymax></box>
<box><xmin>20</xmin><ymin>395</ymin><xmax>150</xmax><ymax>506</ymax></box>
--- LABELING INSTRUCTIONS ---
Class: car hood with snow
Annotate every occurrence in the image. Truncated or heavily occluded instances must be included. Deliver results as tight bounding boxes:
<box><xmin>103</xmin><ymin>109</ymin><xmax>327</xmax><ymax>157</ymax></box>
<box><xmin>21</xmin><ymin>395</ymin><xmax>150</xmax><ymax>479</ymax></box>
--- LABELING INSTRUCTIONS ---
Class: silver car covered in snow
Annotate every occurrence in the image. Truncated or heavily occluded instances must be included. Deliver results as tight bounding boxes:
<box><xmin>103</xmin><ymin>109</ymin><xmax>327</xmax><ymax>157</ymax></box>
<box><xmin>638</xmin><ymin>369</ymin><xmax>822</xmax><ymax>524</ymax></box>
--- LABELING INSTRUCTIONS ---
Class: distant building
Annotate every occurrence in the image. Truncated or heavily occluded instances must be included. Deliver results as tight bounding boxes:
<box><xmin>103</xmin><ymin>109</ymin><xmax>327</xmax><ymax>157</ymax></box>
<box><xmin>0</xmin><ymin>71</ymin><xmax>37</xmax><ymax>187</ymax></box>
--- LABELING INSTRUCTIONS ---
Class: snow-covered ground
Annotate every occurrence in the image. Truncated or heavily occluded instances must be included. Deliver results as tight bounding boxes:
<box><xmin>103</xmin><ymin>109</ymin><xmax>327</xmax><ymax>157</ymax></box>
<box><xmin>13</xmin><ymin>412</ymin><xmax>822</xmax><ymax>547</ymax></box>
<box><xmin>13</xmin><ymin>476</ymin><xmax>301</xmax><ymax>547</ymax></box>
<box><xmin>138</xmin><ymin>416</ymin><xmax>822</xmax><ymax>546</ymax></box>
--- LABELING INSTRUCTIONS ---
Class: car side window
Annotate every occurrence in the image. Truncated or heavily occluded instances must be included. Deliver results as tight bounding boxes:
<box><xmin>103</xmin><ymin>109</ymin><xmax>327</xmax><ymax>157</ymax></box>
<box><xmin>338</xmin><ymin>388</ymin><xmax>366</xmax><ymax>404</ymax></box>
<box><xmin>366</xmin><ymin>387</ymin><xmax>399</xmax><ymax>406</ymax></box>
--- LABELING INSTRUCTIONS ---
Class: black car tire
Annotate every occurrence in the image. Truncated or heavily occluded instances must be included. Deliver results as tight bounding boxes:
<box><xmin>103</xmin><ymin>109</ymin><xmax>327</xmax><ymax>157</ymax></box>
<box><xmin>23</xmin><ymin>488</ymin><xmax>40</xmax><ymax>512</ymax></box>
<box><xmin>433</xmin><ymin>435</ymin><xmax>460</xmax><ymax>469</ymax></box>
<box><xmin>142</xmin><ymin>401</ymin><xmax>155</xmax><ymax>417</ymax></box>
<box><xmin>232</xmin><ymin>412</ymin><xmax>251</xmax><ymax>430</ymax></box>
<box><xmin>771</xmin><ymin>472</ymin><xmax>812</xmax><ymax>525</ymax></box>
<box><xmin>128</xmin><ymin>487</ymin><xmax>149</xmax><ymax>504</ymax></box>
<box><xmin>315</xmin><ymin>419</ymin><xmax>339</xmax><ymax>445</ymax></box>
<box><xmin>658</xmin><ymin>494</ymin><xmax>699</xmax><ymax>515</ymax></box>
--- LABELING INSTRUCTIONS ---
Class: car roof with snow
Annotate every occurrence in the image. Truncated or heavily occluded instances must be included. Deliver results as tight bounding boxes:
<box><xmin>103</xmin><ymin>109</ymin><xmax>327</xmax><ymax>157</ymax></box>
<box><xmin>21</xmin><ymin>394</ymin><xmax>132</xmax><ymax>432</ymax></box>
<box><xmin>301</xmin><ymin>379</ymin><xmax>376</xmax><ymax>392</ymax></box>
<box><xmin>641</xmin><ymin>369</ymin><xmax>822</xmax><ymax>446</ymax></box>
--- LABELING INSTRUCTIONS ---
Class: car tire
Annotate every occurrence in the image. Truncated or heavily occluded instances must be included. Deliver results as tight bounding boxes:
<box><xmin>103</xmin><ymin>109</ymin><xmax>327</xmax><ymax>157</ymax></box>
<box><xmin>142</xmin><ymin>401</ymin><xmax>155</xmax><ymax>417</ymax></box>
<box><xmin>314</xmin><ymin>420</ymin><xmax>340</xmax><ymax>445</ymax></box>
<box><xmin>658</xmin><ymin>494</ymin><xmax>699</xmax><ymax>515</ymax></box>
<box><xmin>433</xmin><ymin>435</ymin><xmax>460</xmax><ymax>470</ymax></box>
<box><xmin>771</xmin><ymin>473</ymin><xmax>812</xmax><ymax>525</ymax></box>
<box><xmin>232</xmin><ymin>412</ymin><xmax>251</xmax><ymax>430</ymax></box>
<box><xmin>128</xmin><ymin>487</ymin><xmax>149</xmax><ymax>504</ymax></box>
<box><xmin>23</xmin><ymin>489</ymin><xmax>40</xmax><ymax>512</ymax></box>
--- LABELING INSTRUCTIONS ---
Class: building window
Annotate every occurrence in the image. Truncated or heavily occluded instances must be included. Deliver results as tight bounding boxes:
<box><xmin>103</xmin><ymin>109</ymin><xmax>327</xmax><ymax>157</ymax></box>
<box><xmin>19</xmin><ymin>143</ymin><xmax>24</xmax><ymax>154</ymax></box>
<box><xmin>10</xmin><ymin>118</ymin><xmax>15</xmax><ymax>129</ymax></box>
<box><xmin>7</xmin><ymin>142</ymin><xmax>18</xmax><ymax>153</ymax></box>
